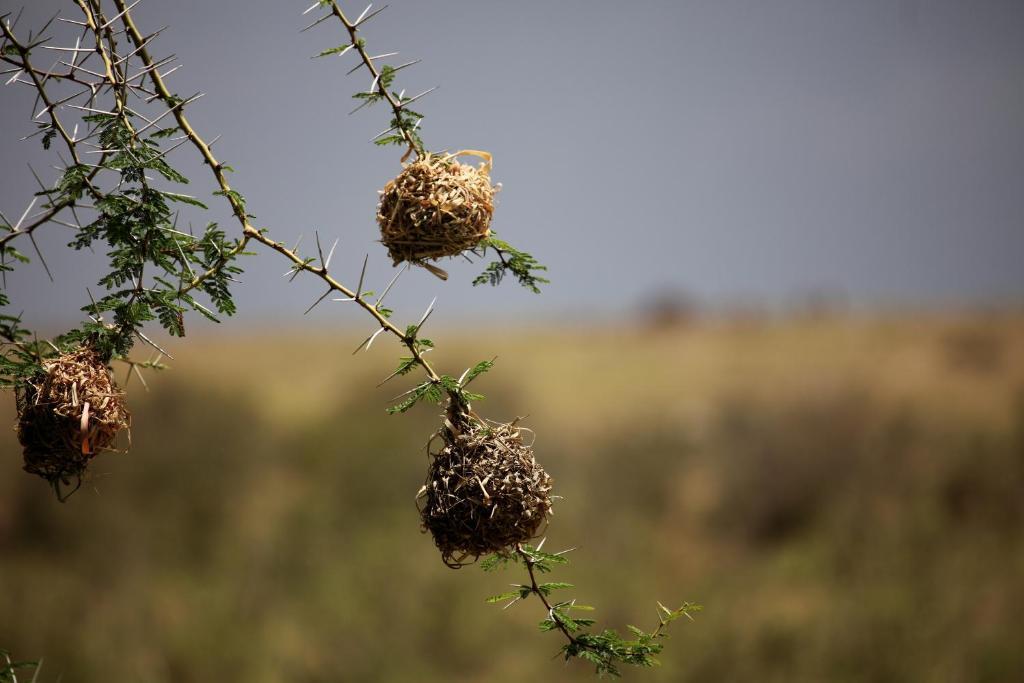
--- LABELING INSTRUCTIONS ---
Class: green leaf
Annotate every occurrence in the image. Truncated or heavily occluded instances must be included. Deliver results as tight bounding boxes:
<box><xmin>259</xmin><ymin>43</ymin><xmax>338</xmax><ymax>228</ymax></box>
<box><xmin>518</xmin><ymin>545</ymin><xmax>571</xmax><ymax>572</ymax></box>
<box><xmin>473</xmin><ymin>235</ymin><xmax>549</xmax><ymax>293</ymax></box>
<box><xmin>41</xmin><ymin>125</ymin><xmax>57</xmax><ymax>150</ymax></box>
<box><xmin>386</xmin><ymin>379</ymin><xmax>444</xmax><ymax>414</ymax></box>
<box><xmin>480</xmin><ymin>553</ymin><xmax>516</xmax><ymax>572</ymax></box>
<box><xmin>537</xmin><ymin>582</ymin><xmax>573</xmax><ymax>595</ymax></box>
<box><xmin>314</xmin><ymin>44</ymin><xmax>354</xmax><ymax>58</ymax></box>
<box><xmin>485</xmin><ymin>590</ymin><xmax>522</xmax><ymax>604</ymax></box>
<box><xmin>57</xmin><ymin>163</ymin><xmax>91</xmax><ymax>200</ymax></box>
<box><xmin>212</xmin><ymin>189</ymin><xmax>247</xmax><ymax>215</ymax></box>
<box><xmin>462</xmin><ymin>359</ymin><xmax>494</xmax><ymax>385</ymax></box>
<box><xmin>149</xmin><ymin>126</ymin><xmax>179</xmax><ymax>139</ymax></box>
<box><xmin>393</xmin><ymin>356</ymin><xmax>417</xmax><ymax>376</ymax></box>
<box><xmin>164</xmin><ymin>192</ymin><xmax>209</xmax><ymax>209</ymax></box>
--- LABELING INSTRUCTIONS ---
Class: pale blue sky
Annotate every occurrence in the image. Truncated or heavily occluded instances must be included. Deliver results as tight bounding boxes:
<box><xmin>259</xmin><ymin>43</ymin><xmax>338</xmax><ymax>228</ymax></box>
<box><xmin>2</xmin><ymin>0</ymin><xmax>1022</xmax><ymax>331</ymax></box>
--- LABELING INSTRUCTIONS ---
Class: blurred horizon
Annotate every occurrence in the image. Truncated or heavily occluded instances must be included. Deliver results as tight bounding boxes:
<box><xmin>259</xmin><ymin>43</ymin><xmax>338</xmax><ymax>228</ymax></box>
<box><xmin>16</xmin><ymin>287</ymin><xmax>1024</xmax><ymax>343</ymax></box>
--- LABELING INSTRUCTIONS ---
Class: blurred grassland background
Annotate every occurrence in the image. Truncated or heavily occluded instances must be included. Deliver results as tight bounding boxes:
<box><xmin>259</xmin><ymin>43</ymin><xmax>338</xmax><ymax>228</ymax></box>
<box><xmin>2</xmin><ymin>311</ymin><xmax>1024</xmax><ymax>682</ymax></box>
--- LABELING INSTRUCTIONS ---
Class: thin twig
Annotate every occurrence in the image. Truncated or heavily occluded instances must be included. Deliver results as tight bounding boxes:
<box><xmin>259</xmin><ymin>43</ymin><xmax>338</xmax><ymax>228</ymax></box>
<box><xmin>322</xmin><ymin>0</ymin><xmax>423</xmax><ymax>158</ymax></box>
<box><xmin>112</xmin><ymin>0</ymin><xmax>456</xmax><ymax>402</ymax></box>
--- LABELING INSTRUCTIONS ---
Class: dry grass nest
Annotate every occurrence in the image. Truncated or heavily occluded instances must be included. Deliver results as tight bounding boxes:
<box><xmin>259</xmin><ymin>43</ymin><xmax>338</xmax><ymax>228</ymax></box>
<box><xmin>377</xmin><ymin>151</ymin><xmax>497</xmax><ymax>265</ymax></box>
<box><xmin>16</xmin><ymin>348</ymin><xmax>130</xmax><ymax>496</ymax></box>
<box><xmin>417</xmin><ymin>419</ymin><xmax>553</xmax><ymax>567</ymax></box>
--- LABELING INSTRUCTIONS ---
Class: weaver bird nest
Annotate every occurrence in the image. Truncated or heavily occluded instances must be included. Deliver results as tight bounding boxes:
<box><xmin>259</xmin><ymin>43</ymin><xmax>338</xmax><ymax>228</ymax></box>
<box><xmin>377</xmin><ymin>151</ymin><xmax>496</xmax><ymax>267</ymax></box>
<box><xmin>418</xmin><ymin>419</ymin><xmax>553</xmax><ymax>567</ymax></box>
<box><xmin>15</xmin><ymin>348</ymin><xmax>130</xmax><ymax>498</ymax></box>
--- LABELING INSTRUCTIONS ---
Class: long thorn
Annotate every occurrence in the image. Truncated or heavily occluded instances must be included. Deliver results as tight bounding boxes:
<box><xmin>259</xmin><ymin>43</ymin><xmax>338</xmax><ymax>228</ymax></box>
<box><xmin>14</xmin><ymin>196</ymin><xmax>39</xmax><ymax>230</ymax></box>
<box><xmin>99</xmin><ymin>0</ymin><xmax>142</xmax><ymax>31</ymax></box>
<box><xmin>135</xmin><ymin>330</ymin><xmax>174</xmax><ymax>359</ymax></box>
<box><xmin>353</xmin><ymin>3</ymin><xmax>374</xmax><ymax>25</ymax></box>
<box><xmin>355</xmin><ymin>254</ymin><xmax>368</xmax><ymax>296</ymax></box>
<box><xmin>300</xmin><ymin>13</ymin><xmax>332</xmax><ymax>33</ymax></box>
<box><xmin>371</xmin><ymin>124</ymin><xmax>397</xmax><ymax>141</ymax></box>
<box><xmin>324</xmin><ymin>237</ymin><xmax>339</xmax><ymax>270</ymax></box>
<box><xmin>304</xmin><ymin>288</ymin><xmax>332</xmax><ymax>315</ymax></box>
<box><xmin>376</xmin><ymin>262</ymin><xmax>408</xmax><ymax>306</ymax></box>
<box><xmin>402</xmin><ymin>85</ymin><xmax>438</xmax><ymax>107</ymax></box>
<box><xmin>353</xmin><ymin>326</ymin><xmax>386</xmax><ymax>354</ymax></box>
<box><xmin>356</xmin><ymin>4</ymin><xmax>389</xmax><ymax>27</ymax></box>
<box><xmin>28</xmin><ymin>233</ymin><xmax>53</xmax><ymax>281</ymax></box>
<box><xmin>416</xmin><ymin>296</ymin><xmax>437</xmax><ymax>329</ymax></box>
<box><xmin>131</xmin><ymin>362</ymin><xmax>150</xmax><ymax>391</ymax></box>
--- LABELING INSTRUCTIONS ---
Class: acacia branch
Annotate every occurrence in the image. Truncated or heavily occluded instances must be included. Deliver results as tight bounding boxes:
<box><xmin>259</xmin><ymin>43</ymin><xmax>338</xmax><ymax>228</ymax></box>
<box><xmin>0</xmin><ymin>16</ymin><xmax>110</xmax><ymax>250</ymax></box>
<box><xmin>101</xmin><ymin>0</ymin><xmax>261</xmax><ymax>324</ymax></box>
<box><xmin>175</xmin><ymin>237</ymin><xmax>248</xmax><ymax>298</ymax></box>
<box><xmin>322</xmin><ymin>0</ymin><xmax>425</xmax><ymax>157</ymax></box>
<box><xmin>517</xmin><ymin>544</ymin><xmax>579</xmax><ymax>645</ymax></box>
<box><xmin>112</xmin><ymin>0</ymin><xmax>453</xmax><ymax>400</ymax></box>
<box><xmin>0</xmin><ymin>199</ymin><xmax>74</xmax><ymax>249</ymax></box>
<box><xmin>0</xmin><ymin>19</ymin><xmax>95</xmax><ymax>181</ymax></box>
<box><xmin>110</xmin><ymin>0</ymin><xmax>251</xmax><ymax>239</ymax></box>
<box><xmin>76</xmin><ymin>0</ymin><xmax>156</xmax><ymax>332</ymax></box>
<box><xmin>508</xmin><ymin>543</ymin><xmax>694</xmax><ymax>673</ymax></box>
<box><xmin>0</xmin><ymin>54</ymin><xmax>97</xmax><ymax>88</ymax></box>
<box><xmin>244</xmin><ymin>228</ymin><xmax>443</xmax><ymax>380</ymax></box>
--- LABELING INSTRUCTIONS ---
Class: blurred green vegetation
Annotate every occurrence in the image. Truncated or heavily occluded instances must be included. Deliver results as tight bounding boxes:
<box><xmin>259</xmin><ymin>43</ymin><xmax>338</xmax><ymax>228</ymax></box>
<box><xmin>2</xmin><ymin>314</ymin><xmax>1023</xmax><ymax>681</ymax></box>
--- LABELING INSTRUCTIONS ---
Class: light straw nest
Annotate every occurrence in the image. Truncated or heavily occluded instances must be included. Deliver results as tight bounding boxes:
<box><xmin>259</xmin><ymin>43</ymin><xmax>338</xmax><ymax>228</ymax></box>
<box><xmin>377</xmin><ymin>151</ymin><xmax>497</xmax><ymax>265</ymax></box>
<box><xmin>417</xmin><ymin>419</ymin><xmax>553</xmax><ymax>567</ymax></box>
<box><xmin>16</xmin><ymin>348</ymin><xmax>130</xmax><ymax>497</ymax></box>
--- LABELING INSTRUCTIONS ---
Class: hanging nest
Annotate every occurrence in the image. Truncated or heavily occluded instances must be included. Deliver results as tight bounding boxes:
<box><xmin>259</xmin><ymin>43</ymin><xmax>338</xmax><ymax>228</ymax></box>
<box><xmin>417</xmin><ymin>418</ymin><xmax>553</xmax><ymax>567</ymax></box>
<box><xmin>377</xmin><ymin>150</ymin><xmax>497</xmax><ymax>268</ymax></box>
<box><xmin>15</xmin><ymin>348</ymin><xmax>130</xmax><ymax>500</ymax></box>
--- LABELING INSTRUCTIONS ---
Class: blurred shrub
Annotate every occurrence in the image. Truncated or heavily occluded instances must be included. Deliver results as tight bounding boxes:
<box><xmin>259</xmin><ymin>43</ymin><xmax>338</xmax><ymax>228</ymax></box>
<box><xmin>943</xmin><ymin>324</ymin><xmax>1006</xmax><ymax>374</ymax></box>
<box><xmin>708</xmin><ymin>392</ymin><xmax>873</xmax><ymax>544</ymax></box>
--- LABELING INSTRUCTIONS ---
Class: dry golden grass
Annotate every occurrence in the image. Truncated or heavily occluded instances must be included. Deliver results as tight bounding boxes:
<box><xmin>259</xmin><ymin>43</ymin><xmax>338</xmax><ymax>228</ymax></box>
<box><xmin>1</xmin><ymin>312</ymin><xmax>1022</xmax><ymax>682</ymax></box>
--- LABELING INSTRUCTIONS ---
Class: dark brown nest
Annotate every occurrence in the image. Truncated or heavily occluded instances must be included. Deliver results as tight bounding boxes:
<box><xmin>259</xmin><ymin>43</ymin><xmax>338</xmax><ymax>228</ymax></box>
<box><xmin>377</xmin><ymin>151</ymin><xmax>497</xmax><ymax>265</ymax></box>
<box><xmin>16</xmin><ymin>348</ymin><xmax>130</xmax><ymax>499</ymax></box>
<box><xmin>417</xmin><ymin>419</ymin><xmax>553</xmax><ymax>567</ymax></box>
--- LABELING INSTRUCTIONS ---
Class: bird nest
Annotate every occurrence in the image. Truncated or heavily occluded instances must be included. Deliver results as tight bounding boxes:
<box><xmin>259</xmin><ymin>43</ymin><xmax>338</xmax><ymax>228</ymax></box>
<box><xmin>15</xmin><ymin>348</ymin><xmax>130</xmax><ymax>500</ymax></box>
<box><xmin>417</xmin><ymin>419</ymin><xmax>553</xmax><ymax>567</ymax></box>
<box><xmin>377</xmin><ymin>150</ymin><xmax>497</xmax><ymax>267</ymax></box>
